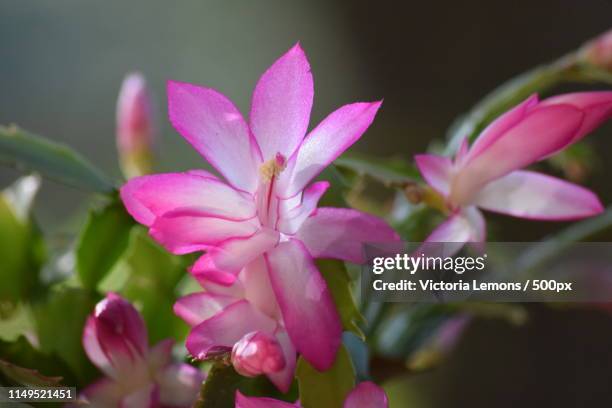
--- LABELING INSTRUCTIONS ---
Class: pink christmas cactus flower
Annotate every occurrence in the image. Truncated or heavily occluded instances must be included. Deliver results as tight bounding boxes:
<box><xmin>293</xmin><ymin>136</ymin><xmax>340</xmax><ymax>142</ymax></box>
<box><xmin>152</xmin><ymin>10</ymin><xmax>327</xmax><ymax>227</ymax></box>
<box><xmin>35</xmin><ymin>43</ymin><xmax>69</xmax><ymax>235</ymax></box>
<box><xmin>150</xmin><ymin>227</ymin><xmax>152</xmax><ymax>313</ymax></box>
<box><xmin>80</xmin><ymin>293</ymin><xmax>204</xmax><ymax>407</ymax></box>
<box><xmin>415</xmin><ymin>92</ymin><xmax>612</xmax><ymax>245</ymax></box>
<box><xmin>121</xmin><ymin>43</ymin><xmax>399</xmax><ymax>372</ymax></box>
<box><xmin>174</xmin><ymin>259</ymin><xmax>297</xmax><ymax>392</ymax></box>
<box><xmin>234</xmin><ymin>381</ymin><xmax>388</xmax><ymax>408</ymax></box>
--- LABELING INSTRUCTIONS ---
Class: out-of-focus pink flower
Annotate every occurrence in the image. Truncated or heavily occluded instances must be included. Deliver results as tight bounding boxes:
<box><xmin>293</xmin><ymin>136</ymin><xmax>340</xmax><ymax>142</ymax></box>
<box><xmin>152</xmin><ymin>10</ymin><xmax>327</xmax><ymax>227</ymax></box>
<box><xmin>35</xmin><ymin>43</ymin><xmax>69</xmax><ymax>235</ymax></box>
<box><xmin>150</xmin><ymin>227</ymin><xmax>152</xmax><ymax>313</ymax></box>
<box><xmin>116</xmin><ymin>72</ymin><xmax>156</xmax><ymax>178</ymax></box>
<box><xmin>121</xmin><ymin>44</ymin><xmax>399</xmax><ymax>373</ymax></box>
<box><xmin>81</xmin><ymin>293</ymin><xmax>204</xmax><ymax>407</ymax></box>
<box><xmin>408</xmin><ymin>315</ymin><xmax>471</xmax><ymax>371</ymax></box>
<box><xmin>234</xmin><ymin>381</ymin><xmax>388</xmax><ymax>408</ymax></box>
<box><xmin>415</xmin><ymin>92</ymin><xmax>612</xmax><ymax>246</ymax></box>
<box><xmin>232</xmin><ymin>331</ymin><xmax>286</xmax><ymax>377</ymax></box>
<box><xmin>342</xmin><ymin>382</ymin><xmax>389</xmax><ymax>408</ymax></box>
<box><xmin>580</xmin><ymin>28</ymin><xmax>612</xmax><ymax>71</ymax></box>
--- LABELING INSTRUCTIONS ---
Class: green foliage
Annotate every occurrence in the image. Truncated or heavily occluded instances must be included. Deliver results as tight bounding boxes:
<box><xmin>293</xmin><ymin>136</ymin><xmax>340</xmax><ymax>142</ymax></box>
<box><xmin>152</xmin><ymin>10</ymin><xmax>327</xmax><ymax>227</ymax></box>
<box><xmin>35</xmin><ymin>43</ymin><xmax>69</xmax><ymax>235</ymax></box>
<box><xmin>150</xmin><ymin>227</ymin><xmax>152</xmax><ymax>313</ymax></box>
<box><xmin>335</xmin><ymin>152</ymin><xmax>420</xmax><ymax>185</ymax></box>
<box><xmin>194</xmin><ymin>363</ymin><xmax>245</xmax><ymax>408</ymax></box>
<box><xmin>374</xmin><ymin>304</ymin><xmax>453</xmax><ymax>360</ymax></box>
<box><xmin>515</xmin><ymin>205</ymin><xmax>612</xmax><ymax>275</ymax></box>
<box><xmin>0</xmin><ymin>176</ymin><xmax>46</xmax><ymax>309</ymax></box>
<box><xmin>0</xmin><ymin>336</ymin><xmax>69</xmax><ymax>386</ymax></box>
<box><xmin>0</xmin><ymin>304</ymin><xmax>36</xmax><ymax>343</ymax></box>
<box><xmin>317</xmin><ymin>259</ymin><xmax>365</xmax><ymax>339</ymax></box>
<box><xmin>0</xmin><ymin>125</ymin><xmax>115</xmax><ymax>193</ymax></box>
<box><xmin>194</xmin><ymin>363</ymin><xmax>297</xmax><ymax>408</ymax></box>
<box><xmin>100</xmin><ymin>227</ymin><xmax>192</xmax><ymax>343</ymax></box>
<box><xmin>296</xmin><ymin>345</ymin><xmax>355</xmax><ymax>408</ymax></box>
<box><xmin>317</xmin><ymin>165</ymin><xmax>349</xmax><ymax>207</ymax></box>
<box><xmin>374</xmin><ymin>302</ymin><xmax>527</xmax><ymax>365</ymax></box>
<box><xmin>342</xmin><ymin>332</ymin><xmax>370</xmax><ymax>381</ymax></box>
<box><xmin>76</xmin><ymin>199</ymin><xmax>133</xmax><ymax>290</ymax></box>
<box><xmin>394</xmin><ymin>205</ymin><xmax>444</xmax><ymax>242</ymax></box>
<box><xmin>33</xmin><ymin>287</ymin><xmax>100</xmax><ymax>387</ymax></box>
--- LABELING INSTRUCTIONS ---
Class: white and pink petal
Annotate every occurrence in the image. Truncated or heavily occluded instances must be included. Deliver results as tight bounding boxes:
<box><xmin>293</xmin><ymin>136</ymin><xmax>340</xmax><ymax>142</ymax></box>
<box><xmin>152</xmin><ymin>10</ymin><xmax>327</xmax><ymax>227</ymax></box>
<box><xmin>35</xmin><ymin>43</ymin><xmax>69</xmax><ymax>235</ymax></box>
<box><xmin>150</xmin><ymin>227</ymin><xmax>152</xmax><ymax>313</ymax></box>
<box><xmin>265</xmin><ymin>240</ymin><xmax>342</xmax><ymax>371</ymax></box>
<box><xmin>451</xmin><ymin>104</ymin><xmax>584</xmax><ymax>205</ymax></box>
<box><xmin>266</xmin><ymin>329</ymin><xmax>296</xmax><ymax>393</ymax></box>
<box><xmin>190</xmin><ymin>228</ymin><xmax>280</xmax><ymax>285</ymax></box>
<box><xmin>296</xmin><ymin>208</ymin><xmax>400</xmax><ymax>264</ymax></box>
<box><xmin>173</xmin><ymin>292</ymin><xmax>237</xmax><ymax>327</ymax></box>
<box><xmin>167</xmin><ymin>81</ymin><xmax>262</xmax><ymax>192</ymax></box>
<box><xmin>414</xmin><ymin>154</ymin><xmax>453</xmax><ymax>196</ymax></box>
<box><xmin>185</xmin><ymin>300</ymin><xmax>277</xmax><ymax>360</ymax></box>
<box><xmin>150</xmin><ymin>210</ymin><xmax>259</xmax><ymax>255</ymax></box>
<box><xmin>540</xmin><ymin>91</ymin><xmax>612</xmax><ymax>144</ymax></box>
<box><xmin>121</xmin><ymin>173</ymin><xmax>256</xmax><ymax>227</ymax></box>
<box><xmin>250</xmin><ymin>43</ymin><xmax>313</xmax><ymax>161</ymax></box>
<box><xmin>280</xmin><ymin>101</ymin><xmax>382</xmax><ymax>196</ymax></box>
<box><xmin>277</xmin><ymin>181</ymin><xmax>330</xmax><ymax>234</ymax></box>
<box><xmin>474</xmin><ymin>170</ymin><xmax>603</xmax><ymax>220</ymax></box>
<box><xmin>156</xmin><ymin>363</ymin><xmax>205</xmax><ymax>408</ymax></box>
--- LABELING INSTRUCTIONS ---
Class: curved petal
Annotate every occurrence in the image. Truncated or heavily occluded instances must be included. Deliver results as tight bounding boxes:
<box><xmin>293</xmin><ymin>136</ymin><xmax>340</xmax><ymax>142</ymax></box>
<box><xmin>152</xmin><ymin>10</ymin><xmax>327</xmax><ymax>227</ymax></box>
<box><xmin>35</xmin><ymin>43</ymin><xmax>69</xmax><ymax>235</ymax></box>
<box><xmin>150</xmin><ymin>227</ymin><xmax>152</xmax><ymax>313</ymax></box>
<box><xmin>540</xmin><ymin>91</ymin><xmax>612</xmax><ymax>144</ymax></box>
<box><xmin>173</xmin><ymin>293</ymin><xmax>237</xmax><ymax>327</ymax></box>
<box><xmin>80</xmin><ymin>378</ymin><xmax>124</xmax><ymax>408</ymax></box>
<box><xmin>451</xmin><ymin>104</ymin><xmax>584</xmax><ymax>205</ymax></box>
<box><xmin>265</xmin><ymin>240</ymin><xmax>341</xmax><ymax>371</ymax></box>
<box><xmin>157</xmin><ymin>363</ymin><xmax>205</xmax><ymax>408</ymax></box>
<box><xmin>425</xmin><ymin>207</ymin><xmax>485</xmax><ymax>244</ymax></box>
<box><xmin>147</xmin><ymin>339</ymin><xmax>173</xmax><ymax>372</ymax></box>
<box><xmin>277</xmin><ymin>181</ymin><xmax>330</xmax><ymax>234</ymax></box>
<box><xmin>150</xmin><ymin>210</ymin><xmax>259</xmax><ymax>255</ymax></box>
<box><xmin>95</xmin><ymin>293</ymin><xmax>148</xmax><ymax>354</ymax></box>
<box><xmin>235</xmin><ymin>391</ymin><xmax>298</xmax><ymax>408</ymax></box>
<box><xmin>120</xmin><ymin>383</ymin><xmax>158</xmax><ymax>408</ymax></box>
<box><xmin>83</xmin><ymin>316</ymin><xmax>114</xmax><ymax>377</ymax></box>
<box><xmin>266</xmin><ymin>329</ymin><xmax>296</xmax><ymax>393</ymax></box>
<box><xmin>344</xmin><ymin>382</ymin><xmax>389</xmax><ymax>408</ymax></box>
<box><xmin>121</xmin><ymin>173</ymin><xmax>256</xmax><ymax>227</ymax></box>
<box><xmin>190</xmin><ymin>228</ymin><xmax>280</xmax><ymax>285</ymax></box>
<box><xmin>187</xmin><ymin>169</ymin><xmax>219</xmax><ymax>179</ymax></box>
<box><xmin>296</xmin><ymin>208</ymin><xmax>400</xmax><ymax>264</ymax></box>
<box><xmin>281</xmin><ymin>101</ymin><xmax>382</xmax><ymax>196</ymax></box>
<box><xmin>198</xmin><ymin>275</ymin><xmax>246</xmax><ymax>298</ymax></box>
<box><xmin>474</xmin><ymin>170</ymin><xmax>603</xmax><ymax>220</ymax></box>
<box><xmin>89</xmin><ymin>293</ymin><xmax>149</xmax><ymax>378</ymax></box>
<box><xmin>168</xmin><ymin>80</ymin><xmax>262</xmax><ymax>192</ymax></box>
<box><xmin>186</xmin><ymin>300</ymin><xmax>277</xmax><ymax>360</ymax></box>
<box><xmin>250</xmin><ymin>43</ymin><xmax>313</xmax><ymax>160</ymax></box>
<box><xmin>466</xmin><ymin>94</ymin><xmax>539</xmax><ymax>161</ymax></box>
<box><xmin>414</xmin><ymin>154</ymin><xmax>453</xmax><ymax>196</ymax></box>
<box><xmin>454</xmin><ymin>137</ymin><xmax>470</xmax><ymax>165</ymax></box>
<box><xmin>241</xmin><ymin>256</ymin><xmax>281</xmax><ymax>320</ymax></box>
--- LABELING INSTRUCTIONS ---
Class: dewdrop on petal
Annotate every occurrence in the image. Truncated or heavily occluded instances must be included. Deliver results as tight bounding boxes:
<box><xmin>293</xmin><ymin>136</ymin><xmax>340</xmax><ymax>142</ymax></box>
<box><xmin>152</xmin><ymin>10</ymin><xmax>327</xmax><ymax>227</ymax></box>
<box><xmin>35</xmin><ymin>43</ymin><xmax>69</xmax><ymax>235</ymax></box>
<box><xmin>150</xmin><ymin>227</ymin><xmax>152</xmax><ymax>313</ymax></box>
<box><xmin>116</xmin><ymin>72</ymin><xmax>156</xmax><ymax>178</ymax></box>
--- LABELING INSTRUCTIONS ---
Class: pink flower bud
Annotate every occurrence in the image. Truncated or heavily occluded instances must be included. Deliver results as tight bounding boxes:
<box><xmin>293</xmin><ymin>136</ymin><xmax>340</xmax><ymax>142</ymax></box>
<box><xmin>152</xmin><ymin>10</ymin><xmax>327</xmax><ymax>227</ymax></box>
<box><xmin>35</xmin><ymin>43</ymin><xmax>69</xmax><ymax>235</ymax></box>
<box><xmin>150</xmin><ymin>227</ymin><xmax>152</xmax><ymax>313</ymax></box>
<box><xmin>116</xmin><ymin>72</ymin><xmax>156</xmax><ymax>178</ymax></box>
<box><xmin>231</xmin><ymin>331</ymin><xmax>286</xmax><ymax>377</ymax></box>
<box><xmin>580</xmin><ymin>29</ymin><xmax>612</xmax><ymax>71</ymax></box>
<box><xmin>82</xmin><ymin>293</ymin><xmax>205</xmax><ymax>407</ymax></box>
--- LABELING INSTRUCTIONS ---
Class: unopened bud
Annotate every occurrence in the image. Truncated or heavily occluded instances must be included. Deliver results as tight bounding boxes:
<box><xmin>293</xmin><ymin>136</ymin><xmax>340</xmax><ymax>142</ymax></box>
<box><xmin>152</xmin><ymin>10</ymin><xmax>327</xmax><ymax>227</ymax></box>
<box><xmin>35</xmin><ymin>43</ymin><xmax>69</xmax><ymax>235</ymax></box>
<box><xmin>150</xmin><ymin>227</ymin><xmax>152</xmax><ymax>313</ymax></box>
<box><xmin>231</xmin><ymin>331</ymin><xmax>285</xmax><ymax>377</ymax></box>
<box><xmin>116</xmin><ymin>72</ymin><xmax>156</xmax><ymax>178</ymax></box>
<box><xmin>580</xmin><ymin>28</ymin><xmax>612</xmax><ymax>71</ymax></box>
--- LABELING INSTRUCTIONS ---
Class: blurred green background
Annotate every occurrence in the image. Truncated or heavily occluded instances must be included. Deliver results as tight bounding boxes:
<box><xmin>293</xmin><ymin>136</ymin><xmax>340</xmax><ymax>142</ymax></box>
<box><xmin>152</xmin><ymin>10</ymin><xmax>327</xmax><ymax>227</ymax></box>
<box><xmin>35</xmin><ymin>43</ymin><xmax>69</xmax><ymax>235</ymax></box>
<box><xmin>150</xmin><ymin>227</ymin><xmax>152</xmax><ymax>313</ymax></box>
<box><xmin>1</xmin><ymin>1</ymin><xmax>612</xmax><ymax>406</ymax></box>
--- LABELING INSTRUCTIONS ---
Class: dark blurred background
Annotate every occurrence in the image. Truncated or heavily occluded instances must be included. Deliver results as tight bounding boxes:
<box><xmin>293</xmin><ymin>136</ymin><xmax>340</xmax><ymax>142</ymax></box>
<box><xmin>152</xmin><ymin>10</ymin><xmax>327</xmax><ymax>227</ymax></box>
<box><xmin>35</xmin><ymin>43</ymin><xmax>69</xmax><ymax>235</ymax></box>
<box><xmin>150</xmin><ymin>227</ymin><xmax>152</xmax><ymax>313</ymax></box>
<box><xmin>1</xmin><ymin>1</ymin><xmax>612</xmax><ymax>406</ymax></box>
